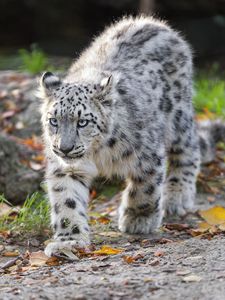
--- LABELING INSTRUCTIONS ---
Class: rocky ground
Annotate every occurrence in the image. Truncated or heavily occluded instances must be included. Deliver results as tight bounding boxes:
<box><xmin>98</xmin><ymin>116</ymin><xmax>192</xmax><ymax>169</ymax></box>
<box><xmin>1</xmin><ymin>192</ymin><xmax>225</xmax><ymax>300</ymax></box>
<box><xmin>1</xmin><ymin>71</ymin><xmax>225</xmax><ymax>299</ymax></box>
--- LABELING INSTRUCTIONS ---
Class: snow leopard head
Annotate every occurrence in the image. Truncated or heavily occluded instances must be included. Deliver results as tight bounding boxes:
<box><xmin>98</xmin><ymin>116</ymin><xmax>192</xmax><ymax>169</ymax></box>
<box><xmin>40</xmin><ymin>72</ymin><xmax>114</xmax><ymax>163</ymax></box>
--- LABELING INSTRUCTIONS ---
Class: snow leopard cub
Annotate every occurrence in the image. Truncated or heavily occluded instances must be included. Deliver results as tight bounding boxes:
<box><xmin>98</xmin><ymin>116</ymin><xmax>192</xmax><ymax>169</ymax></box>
<box><xmin>40</xmin><ymin>16</ymin><xmax>200</xmax><ymax>257</ymax></box>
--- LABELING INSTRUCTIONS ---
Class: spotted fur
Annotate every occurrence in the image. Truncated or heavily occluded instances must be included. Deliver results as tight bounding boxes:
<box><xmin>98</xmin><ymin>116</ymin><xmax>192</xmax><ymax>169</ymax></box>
<box><xmin>40</xmin><ymin>16</ymin><xmax>203</xmax><ymax>256</ymax></box>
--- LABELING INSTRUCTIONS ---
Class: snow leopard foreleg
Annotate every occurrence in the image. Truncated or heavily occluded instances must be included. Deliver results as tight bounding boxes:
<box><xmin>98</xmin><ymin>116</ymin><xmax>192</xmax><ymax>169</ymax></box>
<box><xmin>44</xmin><ymin>162</ymin><xmax>94</xmax><ymax>257</ymax></box>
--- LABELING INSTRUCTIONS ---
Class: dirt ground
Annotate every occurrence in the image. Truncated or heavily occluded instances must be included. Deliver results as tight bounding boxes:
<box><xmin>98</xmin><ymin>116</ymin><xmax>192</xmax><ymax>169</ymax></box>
<box><xmin>1</xmin><ymin>193</ymin><xmax>225</xmax><ymax>300</ymax></box>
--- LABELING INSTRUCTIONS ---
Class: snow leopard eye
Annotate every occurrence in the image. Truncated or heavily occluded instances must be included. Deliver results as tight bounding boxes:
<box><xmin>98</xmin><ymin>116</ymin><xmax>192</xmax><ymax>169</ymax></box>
<box><xmin>77</xmin><ymin>119</ymin><xmax>89</xmax><ymax>128</ymax></box>
<box><xmin>49</xmin><ymin>118</ymin><xmax>58</xmax><ymax>127</ymax></box>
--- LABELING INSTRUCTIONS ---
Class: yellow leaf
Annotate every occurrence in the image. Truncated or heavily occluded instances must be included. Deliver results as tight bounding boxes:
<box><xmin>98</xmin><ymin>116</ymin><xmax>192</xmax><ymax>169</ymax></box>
<box><xmin>198</xmin><ymin>221</ymin><xmax>212</xmax><ymax>231</ymax></box>
<box><xmin>93</xmin><ymin>245</ymin><xmax>124</xmax><ymax>255</ymax></box>
<box><xmin>199</xmin><ymin>206</ymin><xmax>225</xmax><ymax>225</ymax></box>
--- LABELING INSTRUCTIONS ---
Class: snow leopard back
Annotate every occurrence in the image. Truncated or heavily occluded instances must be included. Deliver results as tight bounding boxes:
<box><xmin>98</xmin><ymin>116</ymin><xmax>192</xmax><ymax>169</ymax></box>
<box><xmin>65</xmin><ymin>16</ymin><xmax>194</xmax><ymax>178</ymax></box>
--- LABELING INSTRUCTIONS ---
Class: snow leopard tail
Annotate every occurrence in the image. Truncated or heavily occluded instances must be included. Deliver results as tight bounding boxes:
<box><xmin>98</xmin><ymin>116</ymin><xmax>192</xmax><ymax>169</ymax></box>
<box><xmin>197</xmin><ymin>119</ymin><xmax>225</xmax><ymax>163</ymax></box>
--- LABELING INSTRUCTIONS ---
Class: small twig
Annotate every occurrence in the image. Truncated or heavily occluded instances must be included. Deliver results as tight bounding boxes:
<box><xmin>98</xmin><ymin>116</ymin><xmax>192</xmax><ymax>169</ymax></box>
<box><xmin>0</xmin><ymin>255</ymin><xmax>22</xmax><ymax>270</ymax></box>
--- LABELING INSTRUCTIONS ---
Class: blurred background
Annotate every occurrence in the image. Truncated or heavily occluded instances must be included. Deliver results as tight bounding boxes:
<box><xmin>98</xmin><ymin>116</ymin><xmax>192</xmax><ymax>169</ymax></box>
<box><xmin>1</xmin><ymin>0</ymin><xmax>225</xmax><ymax>68</ymax></box>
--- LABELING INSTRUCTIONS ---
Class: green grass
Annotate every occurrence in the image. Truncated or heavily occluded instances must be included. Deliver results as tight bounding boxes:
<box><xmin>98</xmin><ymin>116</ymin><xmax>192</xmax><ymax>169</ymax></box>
<box><xmin>194</xmin><ymin>77</ymin><xmax>225</xmax><ymax>118</ymax></box>
<box><xmin>18</xmin><ymin>44</ymin><xmax>50</xmax><ymax>74</ymax></box>
<box><xmin>0</xmin><ymin>192</ymin><xmax>50</xmax><ymax>237</ymax></box>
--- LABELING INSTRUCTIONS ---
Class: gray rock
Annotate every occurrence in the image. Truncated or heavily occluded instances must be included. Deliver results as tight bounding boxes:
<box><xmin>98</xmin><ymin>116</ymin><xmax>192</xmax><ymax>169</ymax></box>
<box><xmin>0</xmin><ymin>133</ymin><xmax>43</xmax><ymax>204</ymax></box>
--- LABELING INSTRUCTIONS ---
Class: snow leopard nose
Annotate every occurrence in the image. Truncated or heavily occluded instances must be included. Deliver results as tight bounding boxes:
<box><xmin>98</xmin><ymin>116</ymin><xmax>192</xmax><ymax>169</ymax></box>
<box><xmin>59</xmin><ymin>145</ymin><xmax>74</xmax><ymax>155</ymax></box>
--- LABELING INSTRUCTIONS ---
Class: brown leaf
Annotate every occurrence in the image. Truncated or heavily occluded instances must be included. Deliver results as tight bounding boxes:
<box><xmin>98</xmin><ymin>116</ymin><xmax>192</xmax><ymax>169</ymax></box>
<box><xmin>20</xmin><ymin>136</ymin><xmax>43</xmax><ymax>151</ymax></box>
<box><xmin>158</xmin><ymin>238</ymin><xmax>174</xmax><ymax>244</ymax></box>
<box><xmin>90</xmin><ymin>189</ymin><xmax>97</xmax><ymax>200</ymax></box>
<box><xmin>2</xmin><ymin>250</ymin><xmax>20</xmax><ymax>257</ymax></box>
<box><xmin>46</xmin><ymin>256</ymin><xmax>61</xmax><ymax>266</ymax></box>
<box><xmin>148</xmin><ymin>258</ymin><xmax>160</xmax><ymax>266</ymax></box>
<box><xmin>97</xmin><ymin>216</ymin><xmax>111</xmax><ymax>224</ymax></box>
<box><xmin>123</xmin><ymin>255</ymin><xmax>136</xmax><ymax>264</ymax></box>
<box><xmin>29</xmin><ymin>251</ymin><xmax>50</xmax><ymax>267</ymax></box>
<box><xmin>164</xmin><ymin>223</ymin><xmax>189</xmax><ymax>231</ymax></box>
<box><xmin>154</xmin><ymin>249</ymin><xmax>165</xmax><ymax>257</ymax></box>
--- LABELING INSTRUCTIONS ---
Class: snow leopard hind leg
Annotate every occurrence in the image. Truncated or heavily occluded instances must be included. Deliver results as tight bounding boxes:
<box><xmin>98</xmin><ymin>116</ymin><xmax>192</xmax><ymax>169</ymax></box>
<box><xmin>164</xmin><ymin>115</ymin><xmax>201</xmax><ymax>217</ymax></box>
<box><xmin>118</xmin><ymin>145</ymin><xmax>166</xmax><ymax>234</ymax></box>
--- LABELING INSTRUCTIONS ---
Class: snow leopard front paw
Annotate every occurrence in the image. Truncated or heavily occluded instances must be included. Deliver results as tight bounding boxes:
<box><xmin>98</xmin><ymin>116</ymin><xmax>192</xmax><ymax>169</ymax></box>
<box><xmin>44</xmin><ymin>235</ymin><xmax>90</xmax><ymax>257</ymax></box>
<box><xmin>118</xmin><ymin>205</ymin><xmax>163</xmax><ymax>234</ymax></box>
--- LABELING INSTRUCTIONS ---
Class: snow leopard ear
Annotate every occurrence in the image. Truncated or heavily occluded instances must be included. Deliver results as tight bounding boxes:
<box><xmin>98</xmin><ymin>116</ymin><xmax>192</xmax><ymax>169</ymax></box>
<box><xmin>96</xmin><ymin>75</ymin><xmax>113</xmax><ymax>95</ymax></box>
<box><xmin>40</xmin><ymin>72</ymin><xmax>62</xmax><ymax>93</ymax></box>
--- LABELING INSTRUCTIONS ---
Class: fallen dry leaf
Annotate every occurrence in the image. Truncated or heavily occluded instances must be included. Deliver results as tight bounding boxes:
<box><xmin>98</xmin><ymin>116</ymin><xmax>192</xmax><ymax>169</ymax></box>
<box><xmin>32</xmin><ymin>154</ymin><xmax>45</xmax><ymax>162</ymax></box>
<box><xmin>93</xmin><ymin>245</ymin><xmax>124</xmax><ymax>256</ymax></box>
<box><xmin>0</xmin><ymin>203</ymin><xmax>12</xmax><ymax>217</ymax></box>
<box><xmin>189</xmin><ymin>206</ymin><xmax>225</xmax><ymax>237</ymax></box>
<box><xmin>158</xmin><ymin>238</ymin><xmax>174</xmax><ymax>244</ymax></box>
<box><xmin>122</xmin><ymin>254</ymin><xmax>144</xmax><ymax>264</ymax></box>
<box><xmin>189</xmin><ymin>222</ymin><xmax>217</xmax><ymax>237</ymax></box>
<box><xmin>97</xmin><ymin>216</ymin><xmax>111</xmax><ymax>224</ymax></box>
<box><xmin>90</xmin><ymin>189</ymin><xmax>97</xmax><ymax>200</ymax></box>
<box><xmin>219</xmin><ymin>223</ymin><xmax>225</xmax><ymax>231</ymax></box>
<box><xmin>59</xmin><ymin>249</ymin><xmax>79</xmax><ymax>261</ymax></box>
<box><xmin>207</xmin><ymin>196</ymin><xmax>216</xmax><ymax>203</ymax></box>
<box><xmin>123</xmin><ymin>255</ymin><xmax>136</xmax><ymax>264</ymax></box>
<box><xmin>29</xmin><ymin>251</ymin><xmax>50</xmax><ymax>267</ymax></box>
<box><xmin>29</xmin><ymin>161</ymin><xmax>44</xmax><ymax>171</ymax></box>
<box><xmin>199</xmin><ymin>206</ymin><xmax>225</xmax><ymax>225</ymax></box>
<box><xmin>148</xmin><ymin>258</ymin><xmax>160</xmax><ymax>266</ymax></box>
<box><xmin>164</xmin><ymin>223</ymin><xmax>189</xmax><ymax>231</ymax></box>
<box><xmin>46</xmin><ymin>256</ymin><xmax>61</xmax><ymax>266</ymax></box>
<box><xmin>182</xmin><ymin>274</ymin><xmax>202</xmax><ymax>282</ymax></box>
<box><xmin>97</xmin><ymin>231</ymin><xmax>122</xmax><ymax>238</ymax></box>
<box><xmin>176</xmin><ymin>269</ymin><xmax>191</xmax><ymax>276</ymax></box>
<box><xmin>154</xmin><ymin>249</ymin><xmax>165</xmax><ymax>257</ymax></box>
<box><xmin>19</xmin><ymin>136</ymin><xmax>43</xmax><ymax>151</ymax></box>
<box><xmin>195</xmin><ymin>108</ymin><xmax>215</xmax><ymax>121</ymax></box>
<box><xmin>0</xmin><ymin>230</ymin><xmax>11</xmax><ymax>239</ymax></box>
<box><xmin>143</xmin><ymin>277</ymin><xmax>154</xmax><ymax>283</ymax></box>
<box><xmin>2</xmin><ymin>250</ymin><xmax>20</xmax><ymax>257</ymax></box>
